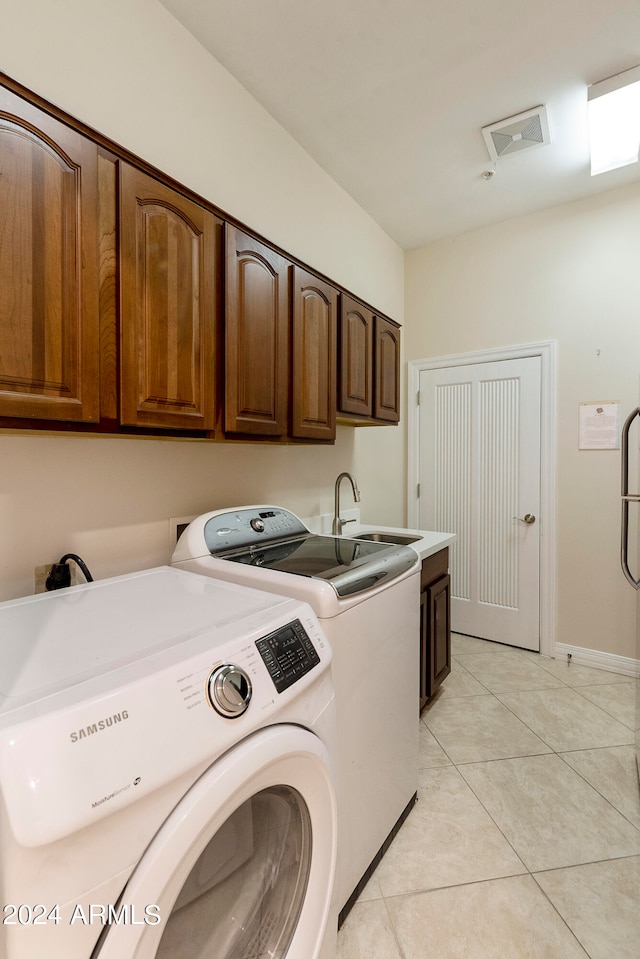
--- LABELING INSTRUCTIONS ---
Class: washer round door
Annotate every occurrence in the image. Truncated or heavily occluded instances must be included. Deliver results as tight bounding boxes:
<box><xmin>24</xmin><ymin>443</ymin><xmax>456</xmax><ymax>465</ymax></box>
<box><xmin>93</xmin><ymin>725</ymin><xmax>337</xmax><ymax>959</ymax></box>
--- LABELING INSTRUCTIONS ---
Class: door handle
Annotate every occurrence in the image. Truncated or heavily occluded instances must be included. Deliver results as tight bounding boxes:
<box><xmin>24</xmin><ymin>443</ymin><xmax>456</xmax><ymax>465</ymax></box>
<box><xmin>620</xmin><ymin>407</ymin><xmax>640</xmax><ymax>589</ymax></box>
<box><xmin>513</xmin><ymin>514</ymin><xmax>536</xmax><ymax>525</ymax></box>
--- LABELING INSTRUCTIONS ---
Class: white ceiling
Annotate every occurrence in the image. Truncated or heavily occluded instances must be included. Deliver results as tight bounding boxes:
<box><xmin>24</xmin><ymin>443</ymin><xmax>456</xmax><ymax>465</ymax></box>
<box><xmin>158</xmin><ymin>0</ymin><xmax>640</xmax><ymax>250</ymax></box>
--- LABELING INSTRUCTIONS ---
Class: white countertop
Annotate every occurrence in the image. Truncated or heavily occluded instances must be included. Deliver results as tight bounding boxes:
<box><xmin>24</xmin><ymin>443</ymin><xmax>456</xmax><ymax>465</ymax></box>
<box><xmin>346</xmin><ymin>522</ymin><xmax>456</xmax><ymax>562</ymax></box>
<box><xmin>302</xmin><ymin>509</ymin><xmax>455</xmax><ymax>562</ymax></box>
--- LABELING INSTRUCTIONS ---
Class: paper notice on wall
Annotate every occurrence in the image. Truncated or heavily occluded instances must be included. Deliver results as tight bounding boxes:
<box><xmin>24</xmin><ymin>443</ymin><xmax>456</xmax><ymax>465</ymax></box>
<box><xmin>579</xmin><ymin>401</ymin><xmax>620</xmax><ymax>450</ymax></box>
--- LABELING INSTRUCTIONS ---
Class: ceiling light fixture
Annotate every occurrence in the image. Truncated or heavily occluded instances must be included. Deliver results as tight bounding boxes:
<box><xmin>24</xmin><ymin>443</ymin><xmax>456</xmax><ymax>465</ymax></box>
<box><xmin>588</xmin><ymin>65</ymin><xmax>640</xmax><ymax>176</ymax></box>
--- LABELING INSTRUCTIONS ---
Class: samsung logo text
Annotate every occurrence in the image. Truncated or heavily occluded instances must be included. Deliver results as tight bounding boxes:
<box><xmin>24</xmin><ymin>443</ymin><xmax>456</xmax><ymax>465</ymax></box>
<box><xmin>70</xmin><ymin>711</ymin><xmax>129</xmax><ymax>743</ymax></box>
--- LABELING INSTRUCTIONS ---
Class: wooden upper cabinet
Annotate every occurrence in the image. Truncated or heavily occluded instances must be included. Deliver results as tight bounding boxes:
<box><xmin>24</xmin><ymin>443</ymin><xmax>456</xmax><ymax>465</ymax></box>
<box><xmin>374</xmin><ymin>315</ymin><xmax>400</xmax><ymax>422</ymax></box>
<box><xmin>0</xmin><ymin>86</ymin><xmax>100</xmax><ymax>422</ymax></box>
<box><xmin>119</xmin><ymin>163</ymin><xmax>219</xmax><ymax>431</ymax></box>
<box><xmin>225</xmin><ymin>226</ymin><xmax>289</xmax><ymax>435</ymax></box>
<box><xmin>338</xmin><ymin>295</ymin><xmax>374</xmax><ymax>418</ymax></box>
<box><xmin>338</xmin><ymin>294</ymin><xmax>401</xmax><ymax>424</ymax></box>
<box><xmin>0</xmin><ymin>77</ymin><xmax>395</xmax><ymax>441</ymax></box>
<box><xmin>291</xmin><ymin>266</ymin><xmax>337</xmax><ymax>441</ymax></box>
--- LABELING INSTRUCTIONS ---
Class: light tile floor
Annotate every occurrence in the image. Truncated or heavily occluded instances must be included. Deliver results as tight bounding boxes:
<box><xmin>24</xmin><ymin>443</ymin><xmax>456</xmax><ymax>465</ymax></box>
<box><xmin>336</xmin><ymin>634</ymin><xmax>640</xmax><ymax>959</ymax></box>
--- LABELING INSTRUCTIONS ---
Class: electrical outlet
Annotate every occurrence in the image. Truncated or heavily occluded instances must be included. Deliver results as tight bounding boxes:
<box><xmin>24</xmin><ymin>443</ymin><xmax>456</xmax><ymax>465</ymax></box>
<box><xmin>34</xmin><ymin>562</ymin><xmax>78</xmax><ymax>594</ymax></box>
<box><xmin>35</xmin><ymin>564</ymin><xmax>53</xmax><ymax>594</ymax></box>
<box><xmin>168</xmin><ymin>514</ymin><xmax>197</xmax><ymax>560</ymax></box>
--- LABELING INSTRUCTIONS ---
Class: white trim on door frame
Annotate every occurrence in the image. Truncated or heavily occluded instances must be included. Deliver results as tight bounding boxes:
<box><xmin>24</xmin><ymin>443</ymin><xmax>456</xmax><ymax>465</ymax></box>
<box><xmin>407</xmin><ymin>341</ymin><xmax>557</xmax><ymax>659</ymax></box>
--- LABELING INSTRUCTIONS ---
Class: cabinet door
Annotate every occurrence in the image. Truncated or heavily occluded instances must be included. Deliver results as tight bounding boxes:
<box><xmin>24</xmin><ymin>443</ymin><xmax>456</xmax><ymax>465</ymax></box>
<box><xmin>291</xmin><ymin>266</ymin><xmax>337</xmax><ymax>441</ymax></box>
<box><xmin>338</xmin><ymin>295</ymin><xmax>373</xmax><ymax>417</ymax></box>
<box><xmin>420</xmin><ymin>549</ymin><xmax>451</xmax><ymax>708</ymax></box>
<box><xmin>427</xmin><ymin>573</ymin><xmax>452</xmax><ymax>698</ymax></box>
<box><xmin>225</xmin><ymin>227</ymin><xmax>289</xmax><ymax>435</ymax></box>
<box><xmin>119</xmin><ymin>163</ymin><xmax>218</xmax><ymax>430</ymax></box>
<box><xmin>374</xmin><ymin>316</ymin><xmax>400</xmax><ymax>422</ymax></box>
<box><xmin>0</xmin><ymin>86</ymin><xmax>99</xmax><ymax>422</ymax></box>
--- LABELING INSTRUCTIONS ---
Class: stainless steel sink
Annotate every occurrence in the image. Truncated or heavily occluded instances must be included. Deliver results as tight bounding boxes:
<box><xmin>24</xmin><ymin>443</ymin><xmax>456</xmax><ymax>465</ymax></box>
<box><xmin>354</xmin><ymin>531</ymin><xmax>422</xmax><ymax>546</ymax></box>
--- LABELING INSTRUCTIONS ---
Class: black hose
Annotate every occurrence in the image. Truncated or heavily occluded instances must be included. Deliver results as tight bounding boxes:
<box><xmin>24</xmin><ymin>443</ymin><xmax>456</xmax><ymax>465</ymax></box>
<box><xmin>58</xmin><ymin>553</ymin><xmax>94</xmax><ymax>583</ymax></box>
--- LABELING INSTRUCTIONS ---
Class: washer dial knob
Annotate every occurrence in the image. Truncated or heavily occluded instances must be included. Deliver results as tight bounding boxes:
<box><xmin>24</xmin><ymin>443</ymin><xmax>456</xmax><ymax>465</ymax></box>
<box><xmin>208</xmin><ymin>664</ymin><xmax>252</xmax><ymax>718</ymax></box>
<box><xmin>250</xmin><ymin>517</ymin><xmax>265</xmax><ymax>532</ymax></box>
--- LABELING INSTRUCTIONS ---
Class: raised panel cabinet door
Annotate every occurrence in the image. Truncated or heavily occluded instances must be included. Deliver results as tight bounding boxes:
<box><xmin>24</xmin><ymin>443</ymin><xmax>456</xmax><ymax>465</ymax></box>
<box><xmin>427</xmin><ymin>574</ymin><xmax>452</xmax><ymax>697</ymax></box>
<box><xmin>119</xmin><ymin>163</ymin><xmax>218</xmax><ymax>430</ymax></box>
<box><xmin>338</xmin><ymin>295</ymin><xmax>373</xmax><ymax>417</ymax></box>
<box><xmin>225</xmin><ymin>226</ymin><xmax>289</xmax><ymax>435</ymax></box>
<box><xmin>420</xmin><ymin>548</ymin><xmax>450</xmax><ymax>705</ymax></box>
<box><xmin>291</xmin><ymin>266</ymin><xmax>337</xmax><ymax>441</ymax></box>
<box><xmin>374</xmin><ymin>316</ymin><xmax>400</xmax><ymax>422</ymax></box>
<box><xmin>0</xmin><ymin>85</ymin><xmax>100</xmax><ymax>421</ymax></box>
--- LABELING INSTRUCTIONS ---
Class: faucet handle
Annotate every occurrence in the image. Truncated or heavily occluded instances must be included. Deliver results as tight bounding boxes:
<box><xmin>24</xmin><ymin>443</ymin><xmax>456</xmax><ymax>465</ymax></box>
<box><xmin>337</xmin><ymin>517</ymin><xmax>356</xmax><ymax>534</ymax></box>
<box><xmin>332</xmin><ymin>516</ymin><xmax>357</xmax><ymax>535</ymax></box>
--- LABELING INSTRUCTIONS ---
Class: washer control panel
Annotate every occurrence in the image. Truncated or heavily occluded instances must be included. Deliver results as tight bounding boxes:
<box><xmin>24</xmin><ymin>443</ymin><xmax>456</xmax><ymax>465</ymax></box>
<box><xmin>203</xmin><ymin>507</ymin><xmax>308</xmax><ymax>554</ymax></box>
<box><xmin>255</xmin><ymin>618</ymin><xmax>321</xmax><ymax>694</ymax></box>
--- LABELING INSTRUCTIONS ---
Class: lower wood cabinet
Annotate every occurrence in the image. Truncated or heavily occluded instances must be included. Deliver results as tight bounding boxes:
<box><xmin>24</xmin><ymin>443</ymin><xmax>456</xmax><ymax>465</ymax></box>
<box><xmin>419</xmin><ymin>548</ymin><xmax>452</xmax><ymax>710</ymax></box>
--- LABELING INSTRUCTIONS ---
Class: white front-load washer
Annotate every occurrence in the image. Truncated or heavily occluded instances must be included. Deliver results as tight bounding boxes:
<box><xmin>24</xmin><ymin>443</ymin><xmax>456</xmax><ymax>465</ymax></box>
<box><xmin>0</xmin><ymin>566</ymin><xmax>338</xmax><ymax>959</ymax></box>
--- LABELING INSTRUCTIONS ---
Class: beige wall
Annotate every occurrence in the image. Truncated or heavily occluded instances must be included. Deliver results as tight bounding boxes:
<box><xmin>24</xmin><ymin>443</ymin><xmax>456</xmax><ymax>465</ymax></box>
<box><xmin>405</xmin><ymin>183</ymin><xmax>640</xmax><ymax>660</ymax></box>
<box><xmin>0</xmin><ymin>0</ymin><xmax>406</xmax><ymax>601</ymax></box>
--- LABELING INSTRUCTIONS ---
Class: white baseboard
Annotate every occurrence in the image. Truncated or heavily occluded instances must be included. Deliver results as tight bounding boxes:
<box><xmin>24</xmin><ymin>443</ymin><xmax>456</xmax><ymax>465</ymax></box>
<box><xmin>553</xmin><ymin>642</ymin><xmax>640</xmax><ymax>679</ymax></box>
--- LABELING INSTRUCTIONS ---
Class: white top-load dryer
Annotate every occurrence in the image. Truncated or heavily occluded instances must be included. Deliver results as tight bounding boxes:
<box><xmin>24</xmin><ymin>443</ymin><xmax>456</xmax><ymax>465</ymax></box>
<box><xmin>0</xmin><ymin>566</ymin><xmax>338</xmax><ymax>959</ymax></box>
<box><xmin>172</xmin><ymin>506</ymin><xmax>421</xmax><ymax>921</ymax></box>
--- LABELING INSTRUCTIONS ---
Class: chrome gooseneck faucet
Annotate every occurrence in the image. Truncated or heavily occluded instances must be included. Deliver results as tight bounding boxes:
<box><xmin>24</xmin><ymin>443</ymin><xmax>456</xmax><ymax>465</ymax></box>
<box><xmin>332</xmin><ymin>472</ymin><xmax>361</xmax><ymax>535</ymax></box>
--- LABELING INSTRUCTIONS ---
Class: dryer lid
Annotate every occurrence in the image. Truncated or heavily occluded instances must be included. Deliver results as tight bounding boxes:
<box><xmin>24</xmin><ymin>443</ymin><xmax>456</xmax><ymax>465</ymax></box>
<box><xmin>0</xmin><ymin>567</ymin><xmax>293</xmax><ymax>710</ymax></box>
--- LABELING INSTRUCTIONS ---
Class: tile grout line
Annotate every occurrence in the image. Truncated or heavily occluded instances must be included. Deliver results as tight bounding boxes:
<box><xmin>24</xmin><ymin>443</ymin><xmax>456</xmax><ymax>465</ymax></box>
<box><xmin>418</xmin><ymin>652</ymin><xmax>639</xmax><ymax>887</ymax></box>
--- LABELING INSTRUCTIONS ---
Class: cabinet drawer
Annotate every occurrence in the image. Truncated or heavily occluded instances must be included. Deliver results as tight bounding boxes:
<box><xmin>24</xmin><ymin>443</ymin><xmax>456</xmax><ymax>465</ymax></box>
<box><xmin>420</xmin><ymin>547</ymin><xmax>449</xmax><ymax>588</ymax></box>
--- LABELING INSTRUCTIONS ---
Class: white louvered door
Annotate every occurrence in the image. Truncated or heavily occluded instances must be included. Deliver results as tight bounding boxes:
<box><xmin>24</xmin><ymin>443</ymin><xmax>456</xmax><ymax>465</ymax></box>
<box><xmin>418</xmin><ymin>356</ymin><xmax>541</xmax><ymax>650</ymax></box>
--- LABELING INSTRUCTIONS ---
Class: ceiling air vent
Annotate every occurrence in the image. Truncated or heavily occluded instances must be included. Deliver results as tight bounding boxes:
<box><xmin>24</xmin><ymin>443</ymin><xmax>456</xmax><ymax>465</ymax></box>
<box><xmin>482</xmin><ymin>106</ymin><xmax>551</xmax><ymax>161</ymax></box>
